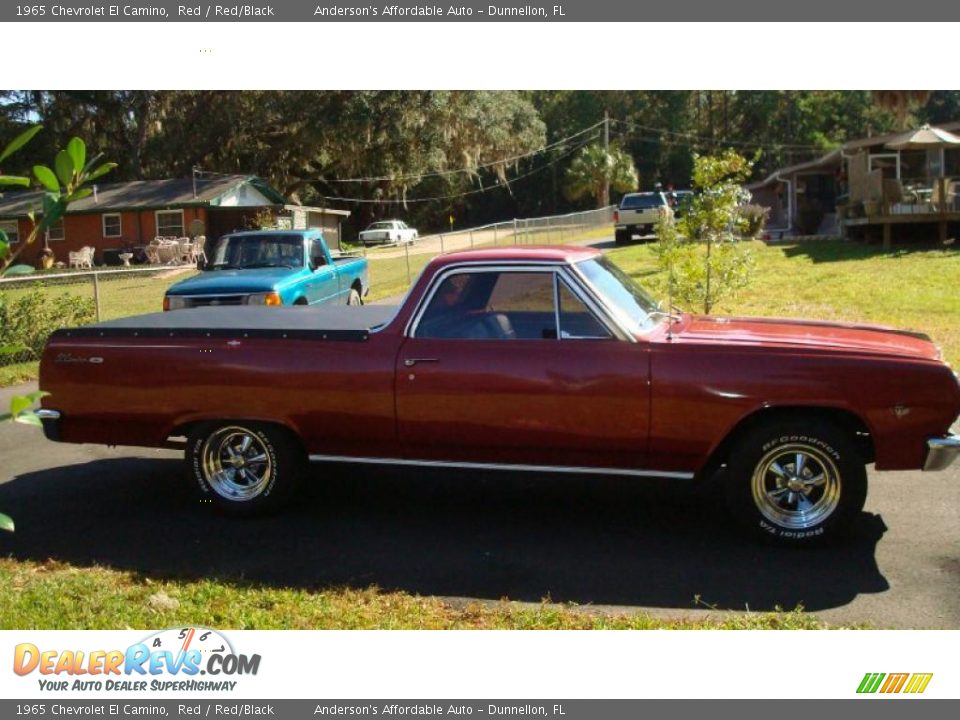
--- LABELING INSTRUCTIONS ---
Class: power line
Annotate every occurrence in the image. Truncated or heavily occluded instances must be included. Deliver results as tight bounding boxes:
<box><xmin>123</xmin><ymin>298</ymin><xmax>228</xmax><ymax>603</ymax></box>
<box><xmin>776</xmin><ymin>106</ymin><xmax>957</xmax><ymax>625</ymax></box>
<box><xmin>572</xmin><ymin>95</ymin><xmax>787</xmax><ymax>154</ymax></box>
<box><xmin>314</xmin><ymin>134</ymin><xmax>598</xmax><ymax>204</ymax></box>
<box><xmin>316</xmin><ymin>121</ymin><xmax>605</xmax><ymax>184</ymax></box>
<box><xmin>611</xmin><ymin>118</ymin><xmax>826</xmax><ymax>152</ymax></box>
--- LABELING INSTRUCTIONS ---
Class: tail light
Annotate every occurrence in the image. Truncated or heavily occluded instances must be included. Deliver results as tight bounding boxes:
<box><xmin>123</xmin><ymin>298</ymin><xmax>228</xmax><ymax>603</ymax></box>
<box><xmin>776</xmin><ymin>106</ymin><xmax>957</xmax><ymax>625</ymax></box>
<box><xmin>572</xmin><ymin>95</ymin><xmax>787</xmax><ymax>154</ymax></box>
<box><xmin>613</xmin><ymin>210</ymin><xmax>619</xmax><ymax>223</ymax></box>
<box><xmin>162</xmin><ymin>296</ymin><xmax>170</xmax><ymax>312</ymax></box>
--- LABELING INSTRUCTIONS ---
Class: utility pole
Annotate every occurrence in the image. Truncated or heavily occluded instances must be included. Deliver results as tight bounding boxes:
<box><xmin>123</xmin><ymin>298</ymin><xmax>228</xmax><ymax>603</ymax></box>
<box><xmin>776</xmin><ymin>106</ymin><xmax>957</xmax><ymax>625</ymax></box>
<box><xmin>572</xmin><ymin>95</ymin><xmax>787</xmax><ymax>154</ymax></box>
<box><xmin>603</xmin><ymin>110</ymin><xmax>610</xmax><ymax>206</ymax></box>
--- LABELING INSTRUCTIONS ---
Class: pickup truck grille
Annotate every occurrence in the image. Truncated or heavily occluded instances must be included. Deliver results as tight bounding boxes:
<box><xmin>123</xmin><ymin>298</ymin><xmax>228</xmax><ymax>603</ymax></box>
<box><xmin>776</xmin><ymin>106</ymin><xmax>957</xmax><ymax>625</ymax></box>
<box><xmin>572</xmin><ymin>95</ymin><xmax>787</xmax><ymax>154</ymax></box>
<box><xmin>182</xmin><ymin>294</ymin><xmax>247</xmax><ymax>308</ymax></box>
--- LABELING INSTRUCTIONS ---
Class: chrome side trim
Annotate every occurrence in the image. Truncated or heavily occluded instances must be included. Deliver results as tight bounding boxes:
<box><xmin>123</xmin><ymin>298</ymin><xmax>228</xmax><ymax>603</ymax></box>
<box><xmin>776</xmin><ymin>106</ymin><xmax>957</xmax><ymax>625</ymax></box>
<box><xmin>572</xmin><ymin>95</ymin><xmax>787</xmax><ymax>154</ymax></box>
<box><xmin>35</xmin><ymin>409</ymin><xmax>61</xmax><ymax>421</ymax></box>
<box><xmin>924</xmin><ymin>434</ymin><xmax>960</xmax><ymax>471</ymax></box>
<box><xmin>308</xmin><ymin>454</ymin><xmax>694</xmax><ymax>480</ymax></box>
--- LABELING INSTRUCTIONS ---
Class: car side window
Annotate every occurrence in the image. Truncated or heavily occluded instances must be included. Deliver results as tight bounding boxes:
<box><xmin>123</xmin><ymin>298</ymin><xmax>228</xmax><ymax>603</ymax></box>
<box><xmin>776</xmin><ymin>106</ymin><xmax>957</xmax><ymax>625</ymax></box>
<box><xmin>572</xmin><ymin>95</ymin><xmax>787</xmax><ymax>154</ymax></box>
<box><xmin>415</xmin><ymin>270</ymin><xmax>612</xmax><ymax>341</ymax></box>
<box><xmin>558</xmin><ymin>280</ymin><xmax>612</xmax><ymax>339</ymax></box>
<box><xmin>310</xmin><ymin>239</ymin><xmax>327</xmax><ymax>268</ymax></box>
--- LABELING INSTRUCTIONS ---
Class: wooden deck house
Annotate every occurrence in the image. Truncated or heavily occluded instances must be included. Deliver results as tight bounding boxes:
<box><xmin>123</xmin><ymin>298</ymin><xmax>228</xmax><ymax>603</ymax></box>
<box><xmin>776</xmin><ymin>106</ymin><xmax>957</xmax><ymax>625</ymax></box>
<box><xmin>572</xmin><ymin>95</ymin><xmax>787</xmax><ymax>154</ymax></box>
<box><xmin>749</xmin><ymin>121</ymin><xmax>960</xmax><ymax>247</ymax></box>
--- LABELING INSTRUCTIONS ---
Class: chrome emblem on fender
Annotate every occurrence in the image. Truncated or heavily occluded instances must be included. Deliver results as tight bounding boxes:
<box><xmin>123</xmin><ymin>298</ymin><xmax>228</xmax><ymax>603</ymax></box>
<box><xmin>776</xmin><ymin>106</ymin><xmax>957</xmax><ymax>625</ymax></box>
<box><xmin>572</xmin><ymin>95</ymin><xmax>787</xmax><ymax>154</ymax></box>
<box><xmin>892</xmin><ymin>405</ymin><xmax>911</xmax><ymax>419</ymax></box>
<box><xmin>55</xmin><ymin>353</ymin><xmax>104</xmax><ymax>364</ymax></box>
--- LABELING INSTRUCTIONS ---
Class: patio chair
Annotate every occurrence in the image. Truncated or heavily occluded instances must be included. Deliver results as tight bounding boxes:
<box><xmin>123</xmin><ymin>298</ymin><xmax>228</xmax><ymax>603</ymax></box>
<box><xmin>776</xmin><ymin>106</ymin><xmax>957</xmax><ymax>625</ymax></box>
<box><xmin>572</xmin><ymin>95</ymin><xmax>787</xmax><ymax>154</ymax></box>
<box><xmin>176</xmin><ymin>237</ymin><xmax>193</xmax><ymax>263</ymax></box>
<box><xmin>145</xmin><ymin>241</ymin><xmax>161</xmax><ymax>264</ymax></box>
<box><xmin>931</xmin><ymin>179</ymin><xmax>957</xmax><ymax>212</ymax></box>
<box><xmin>68</xmin><ymin>246</ymin><xmax>95</xmax><ymax>269</ymax></box>
<box><xmin>191</xmin><ymin>235</ymin><xmax>207</xmax><ymax>264</ymax></box>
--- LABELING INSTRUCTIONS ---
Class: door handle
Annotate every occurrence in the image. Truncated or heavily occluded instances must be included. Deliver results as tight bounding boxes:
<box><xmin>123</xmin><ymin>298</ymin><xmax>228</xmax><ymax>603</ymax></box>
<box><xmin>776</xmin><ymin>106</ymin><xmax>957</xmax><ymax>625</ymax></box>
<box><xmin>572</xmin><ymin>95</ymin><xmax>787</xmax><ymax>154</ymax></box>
<box><xmin>404</xmin><ymin>357</ymin><xmax>439</xmax><ymax>367</ymax></box>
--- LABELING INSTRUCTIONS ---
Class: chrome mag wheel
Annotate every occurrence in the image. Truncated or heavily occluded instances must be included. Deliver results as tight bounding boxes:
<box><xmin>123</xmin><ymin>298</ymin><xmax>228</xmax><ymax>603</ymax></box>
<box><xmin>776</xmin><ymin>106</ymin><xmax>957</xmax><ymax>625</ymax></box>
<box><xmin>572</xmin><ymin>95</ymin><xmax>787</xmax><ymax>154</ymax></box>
<box><xmin>200</xmin><ymin>426</ymin><xmax>273</xmax><ymax>502</ymax></box>
<box><xmin>750</xmin><ymin>443</ymin><xmax>842</xmax><ymax>530</ymax></box>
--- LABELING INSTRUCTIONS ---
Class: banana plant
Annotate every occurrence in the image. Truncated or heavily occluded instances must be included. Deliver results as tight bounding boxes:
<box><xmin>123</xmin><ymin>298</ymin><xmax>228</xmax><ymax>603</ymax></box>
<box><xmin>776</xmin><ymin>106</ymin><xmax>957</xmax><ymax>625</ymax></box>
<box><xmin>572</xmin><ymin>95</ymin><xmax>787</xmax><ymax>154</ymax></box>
<box><xmin>0</xmin><ymin>126</ymin><xmax>116</xmax><ymax>532</ymax></box>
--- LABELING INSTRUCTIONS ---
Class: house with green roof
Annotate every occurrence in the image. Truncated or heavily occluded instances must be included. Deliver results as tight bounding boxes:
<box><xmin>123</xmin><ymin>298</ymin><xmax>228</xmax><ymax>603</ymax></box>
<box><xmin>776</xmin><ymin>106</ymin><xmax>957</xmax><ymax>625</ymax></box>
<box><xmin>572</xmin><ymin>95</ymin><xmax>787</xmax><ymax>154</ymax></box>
<box><xmin>0</xmin><ymin>173</ymin><xmax>349</xmax><ymax>266</ymax></box>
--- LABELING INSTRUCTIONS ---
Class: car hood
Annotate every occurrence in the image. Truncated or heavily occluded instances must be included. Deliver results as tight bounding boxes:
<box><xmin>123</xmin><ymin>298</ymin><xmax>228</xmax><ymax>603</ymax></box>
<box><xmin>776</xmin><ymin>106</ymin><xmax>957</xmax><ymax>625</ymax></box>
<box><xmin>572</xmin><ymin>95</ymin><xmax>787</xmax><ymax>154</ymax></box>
<box><xmin>669</xmin><ymin>314</ymin><xmax>941</xmax><ymax>361</ymax></box>
<box><xmin>166</xmin><ymin>268</ymin><xmax>302</xmax><ymax>296</ymax></box>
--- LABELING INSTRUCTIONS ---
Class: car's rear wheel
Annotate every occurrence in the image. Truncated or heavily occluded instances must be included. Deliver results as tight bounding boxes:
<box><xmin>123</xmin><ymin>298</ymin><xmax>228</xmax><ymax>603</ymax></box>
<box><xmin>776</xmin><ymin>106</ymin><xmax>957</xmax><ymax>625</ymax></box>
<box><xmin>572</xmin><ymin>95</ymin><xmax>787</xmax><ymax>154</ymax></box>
<box><xmin>187</xmin><ymin>421</ymin><xmax>305</xmax><ymax>516</ymax></box>
<box><xmin>724</xmin><ymin>418</ymin><xmax>866</xmax><ymax>545</ymax></box>
<box><xmin>614</xmin><ymin>229</ymin><xmax>629</xmax><ymax>244</ymax></box>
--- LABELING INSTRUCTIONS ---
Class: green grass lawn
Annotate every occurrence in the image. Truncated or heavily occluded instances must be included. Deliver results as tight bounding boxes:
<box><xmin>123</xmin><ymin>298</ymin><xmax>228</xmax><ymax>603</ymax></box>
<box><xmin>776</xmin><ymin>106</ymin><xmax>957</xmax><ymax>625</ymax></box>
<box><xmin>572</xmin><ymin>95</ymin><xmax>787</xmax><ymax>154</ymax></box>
<box><xmin>0</xmin><ymin>559</ymin><xmax>832</xmax><ymax>630</ymax></box>
<box><xmin>610</xmin><ymin>239</ymin><xmax>960</xmax><ymax>366</ymax></box>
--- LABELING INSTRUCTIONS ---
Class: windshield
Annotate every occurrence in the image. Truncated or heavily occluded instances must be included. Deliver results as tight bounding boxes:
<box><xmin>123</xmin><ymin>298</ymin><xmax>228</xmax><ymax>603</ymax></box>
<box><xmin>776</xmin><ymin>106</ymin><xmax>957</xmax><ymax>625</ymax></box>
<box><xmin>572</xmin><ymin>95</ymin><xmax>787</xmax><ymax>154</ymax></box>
<box><xmin>620</xmin><ymin>194</ymin><xmax>665</xmax><ymax>210</ymax></box>
<box><xmin>210</xmin><ymin>234</ymin><xmax>304</xmax><ymax>270</ymax></box>
<box><xmin>368</xmin><ymin>222</ymin><xmax>394</xmax><ymax>230</ymax></box>
<box><xmin>575</xmin><ymin>256</ymin><xmax>661</xmax><ymax>334</ymax></box>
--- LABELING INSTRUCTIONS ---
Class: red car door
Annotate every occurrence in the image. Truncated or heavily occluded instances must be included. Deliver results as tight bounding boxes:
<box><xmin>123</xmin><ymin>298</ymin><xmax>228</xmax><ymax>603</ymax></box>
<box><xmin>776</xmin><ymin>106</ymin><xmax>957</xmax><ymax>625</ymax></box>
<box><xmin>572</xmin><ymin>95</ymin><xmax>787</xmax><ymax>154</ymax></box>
<box><xmin>394</xmin><ymin>268</ymin><xmax>651</xmax><ymax>471</ymax></box>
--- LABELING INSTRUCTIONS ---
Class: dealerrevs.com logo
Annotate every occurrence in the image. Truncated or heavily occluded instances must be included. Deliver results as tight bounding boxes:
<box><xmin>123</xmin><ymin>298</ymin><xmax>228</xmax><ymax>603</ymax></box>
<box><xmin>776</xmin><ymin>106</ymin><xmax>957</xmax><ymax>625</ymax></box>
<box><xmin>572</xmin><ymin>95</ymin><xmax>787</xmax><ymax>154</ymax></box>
<box><xmin>857</xmin><ymin>673</ymin><xmax>933</xmax><ymax>695</ymax></box>
<box><xmin>13</xmin><ymin>628</ymin><xmax>261</xmax><ymax>692</ymax></box>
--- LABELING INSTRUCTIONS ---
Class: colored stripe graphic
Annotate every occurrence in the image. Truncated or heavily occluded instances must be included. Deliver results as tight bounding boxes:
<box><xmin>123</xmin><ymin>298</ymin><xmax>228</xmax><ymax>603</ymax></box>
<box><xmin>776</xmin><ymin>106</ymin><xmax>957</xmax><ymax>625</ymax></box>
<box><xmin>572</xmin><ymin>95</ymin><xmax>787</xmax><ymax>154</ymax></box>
<box><xmin>903</xmin><ymin>674</ymin><xmax>933</xmax><ymax>694</ymax></box>
<box><xmin>857</xmin><ymin>672</ymin><xmax>932</xmax><ymax>694</ymax></box>
<box><xmin>880</xmin><ymin>673</ymin><xmax>910</xmax><ymax>693</ymax></box>
<box><xmin>857</xmin><ymin>673</ymin><xmax>885</xmax><ymax>693</ymax></box>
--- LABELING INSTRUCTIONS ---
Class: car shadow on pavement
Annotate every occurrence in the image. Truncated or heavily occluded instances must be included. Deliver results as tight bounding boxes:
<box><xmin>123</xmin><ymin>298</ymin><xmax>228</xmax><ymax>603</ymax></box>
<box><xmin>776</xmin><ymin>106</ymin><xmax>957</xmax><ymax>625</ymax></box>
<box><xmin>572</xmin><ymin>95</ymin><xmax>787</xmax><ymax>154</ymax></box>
<box><xmin>0</xmin><ymin>457</ymin><xmax>889</xmax><ymax>612</ymax></box>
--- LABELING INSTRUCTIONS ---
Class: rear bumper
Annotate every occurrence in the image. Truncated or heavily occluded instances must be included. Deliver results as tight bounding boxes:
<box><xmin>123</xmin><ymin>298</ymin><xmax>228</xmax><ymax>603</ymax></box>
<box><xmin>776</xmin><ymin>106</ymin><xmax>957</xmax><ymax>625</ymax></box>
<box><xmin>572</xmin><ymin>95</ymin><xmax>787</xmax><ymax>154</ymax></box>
<box><xmin>924</xmin><ymin>433</ymin><xmax>960</xmax><ymax>471</ymax></box>
<box><xmin>36</xmin><ymin>408</ymin><xmax>62</xmax><ymax>442</ymax></box>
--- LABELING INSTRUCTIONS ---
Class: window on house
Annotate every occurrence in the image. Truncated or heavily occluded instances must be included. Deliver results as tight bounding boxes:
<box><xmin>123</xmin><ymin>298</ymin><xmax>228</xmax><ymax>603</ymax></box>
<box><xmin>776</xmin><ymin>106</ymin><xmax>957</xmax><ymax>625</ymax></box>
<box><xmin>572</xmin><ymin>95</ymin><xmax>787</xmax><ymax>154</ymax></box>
<box><xmin>102</xmin><ymin>213</ymin><xmax>122</xmax><ymax>238</ymax></box>
<box><xmin>47</xmin><ymin>220</ymin><xmax>65</xmax><ymax>242</ymax></box>
<box><xmin>0</xmin><ymin>220</ymin><xmax>19</xmax><ymax>244</ymax></box>
<box><xmin>156</xmin><ymin>210</ymin><xmax>184</xmax><ymax>237</ymax></box>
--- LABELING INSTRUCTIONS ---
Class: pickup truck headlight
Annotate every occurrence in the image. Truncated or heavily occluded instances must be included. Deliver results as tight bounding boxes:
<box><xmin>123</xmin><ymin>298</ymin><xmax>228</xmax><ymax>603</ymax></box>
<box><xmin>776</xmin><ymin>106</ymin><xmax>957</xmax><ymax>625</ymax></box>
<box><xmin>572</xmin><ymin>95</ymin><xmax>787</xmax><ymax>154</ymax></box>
<box><xmin>163</xmin><ymin>295</ymin><xmax>187</xmax><ymax>311</ymax></box>
<box><xmin>246</xmin><ymin>292</ymin><xmax>283</xmax><ymax>306</ymax></box>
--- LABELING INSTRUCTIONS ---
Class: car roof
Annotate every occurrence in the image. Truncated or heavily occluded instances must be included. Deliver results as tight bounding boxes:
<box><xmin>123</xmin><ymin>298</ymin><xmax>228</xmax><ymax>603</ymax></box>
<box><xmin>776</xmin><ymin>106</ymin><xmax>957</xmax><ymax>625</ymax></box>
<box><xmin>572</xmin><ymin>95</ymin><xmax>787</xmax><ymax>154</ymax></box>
<box><xmin>432</xmin><ymin>245</ymin><xmax>601</xmax><ymax>267</ymax></box>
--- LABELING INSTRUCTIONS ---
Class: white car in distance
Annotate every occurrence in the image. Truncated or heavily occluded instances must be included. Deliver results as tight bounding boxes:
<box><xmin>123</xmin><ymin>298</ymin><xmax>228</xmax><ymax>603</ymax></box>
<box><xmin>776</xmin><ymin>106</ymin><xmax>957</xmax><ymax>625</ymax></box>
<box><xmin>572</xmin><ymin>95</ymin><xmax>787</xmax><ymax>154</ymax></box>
<box><xmin>359</xmin><ymin>220</ymin><xmax>419</xmax><ymax>246</ymax></box>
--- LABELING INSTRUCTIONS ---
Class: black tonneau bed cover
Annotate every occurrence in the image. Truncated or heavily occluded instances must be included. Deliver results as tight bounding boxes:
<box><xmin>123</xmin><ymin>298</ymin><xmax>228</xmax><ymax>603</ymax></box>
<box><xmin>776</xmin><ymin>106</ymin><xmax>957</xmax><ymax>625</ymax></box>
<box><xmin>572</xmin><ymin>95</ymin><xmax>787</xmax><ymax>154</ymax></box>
<box><xmin>51</xmin><ymin>305</ymin><xmax>399</xmax><ymax>342</ymax></box>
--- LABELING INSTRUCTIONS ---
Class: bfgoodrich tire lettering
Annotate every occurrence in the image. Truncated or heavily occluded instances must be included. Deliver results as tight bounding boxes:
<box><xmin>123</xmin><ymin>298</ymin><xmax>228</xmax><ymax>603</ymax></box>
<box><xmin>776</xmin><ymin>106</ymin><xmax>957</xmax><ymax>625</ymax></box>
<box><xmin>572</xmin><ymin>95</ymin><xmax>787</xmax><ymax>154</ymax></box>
<box><xmin>724</xmin><ymin>419</ymin><xmax>867</xmax><ymax>545</ymax></box>
<box><xmin>186</xmin><ymin>421</ymin><xmax>304</xmax><ymax>516</ymax></box>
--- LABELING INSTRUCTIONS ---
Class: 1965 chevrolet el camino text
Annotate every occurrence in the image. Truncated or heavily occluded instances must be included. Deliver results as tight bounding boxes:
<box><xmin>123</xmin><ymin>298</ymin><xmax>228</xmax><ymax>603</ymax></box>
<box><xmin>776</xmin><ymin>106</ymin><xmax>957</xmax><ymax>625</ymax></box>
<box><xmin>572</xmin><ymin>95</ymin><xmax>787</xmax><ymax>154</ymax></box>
<box><xmin>37</xmin><ymin>246</ymin><xmax>960</xmax><ymax>544</ymax></box>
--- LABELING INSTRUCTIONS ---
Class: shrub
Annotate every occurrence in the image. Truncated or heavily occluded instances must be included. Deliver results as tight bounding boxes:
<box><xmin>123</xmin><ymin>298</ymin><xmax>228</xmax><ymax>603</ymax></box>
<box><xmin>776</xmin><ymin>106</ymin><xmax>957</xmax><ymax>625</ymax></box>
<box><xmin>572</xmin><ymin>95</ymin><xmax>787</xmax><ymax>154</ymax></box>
<box><xmin>0</xmin><ymin>287</ymin><xmax>95</xmax><ymax>364</ymax></box>
<box><xmin>738</xmin><ymin>204</ymin><xmax>770</xmax><ymax>238</ymax></box>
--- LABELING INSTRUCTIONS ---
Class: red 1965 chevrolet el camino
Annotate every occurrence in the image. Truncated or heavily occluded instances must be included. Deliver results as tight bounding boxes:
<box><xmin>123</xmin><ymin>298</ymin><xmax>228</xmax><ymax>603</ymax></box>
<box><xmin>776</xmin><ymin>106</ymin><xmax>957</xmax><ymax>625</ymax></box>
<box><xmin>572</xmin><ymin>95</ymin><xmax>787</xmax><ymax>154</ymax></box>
<box><xmin>37</xmin><ymin>246</ymin><xmax>960</xmax><ymax>545</ymax></box>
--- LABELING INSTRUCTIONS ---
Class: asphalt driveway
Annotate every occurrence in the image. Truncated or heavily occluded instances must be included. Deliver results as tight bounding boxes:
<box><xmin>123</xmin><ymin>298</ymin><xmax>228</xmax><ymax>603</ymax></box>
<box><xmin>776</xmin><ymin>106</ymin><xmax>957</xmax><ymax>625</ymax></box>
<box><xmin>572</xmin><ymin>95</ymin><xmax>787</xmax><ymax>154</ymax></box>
<box><xmin>1</xmin><ymin>383</ymin><xmax>957</xmax><ymax>629</ymax></box>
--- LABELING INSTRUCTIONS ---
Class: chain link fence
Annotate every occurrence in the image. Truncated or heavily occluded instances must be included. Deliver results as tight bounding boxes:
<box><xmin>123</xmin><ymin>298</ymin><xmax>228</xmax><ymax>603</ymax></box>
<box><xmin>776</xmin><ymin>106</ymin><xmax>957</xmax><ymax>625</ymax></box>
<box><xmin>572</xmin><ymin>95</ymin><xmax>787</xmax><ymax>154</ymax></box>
<box><xmin>359</xmin><ymin>206</ymin><xmax>615</xmax><ymax>300</ymax></box>
<box><xmin>0</xmin><ymin>266</ymin><xmax>196</xmax><ymax>367</ymax></box>
<box><xmin>0</xmin><ymin>206</ymin><xmax>613</xmax><ymax>370</ymax></box>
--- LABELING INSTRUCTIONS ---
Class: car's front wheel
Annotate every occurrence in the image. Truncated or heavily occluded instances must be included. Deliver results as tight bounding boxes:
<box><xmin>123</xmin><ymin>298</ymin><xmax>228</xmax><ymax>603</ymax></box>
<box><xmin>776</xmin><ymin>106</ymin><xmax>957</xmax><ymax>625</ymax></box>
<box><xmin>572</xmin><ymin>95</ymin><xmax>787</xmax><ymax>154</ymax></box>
<box><xmin>724</xmin><ymin>418</ymin><xmax>867</xmax><ymax>545</ymax></box>
<box><xmin>187</xmin><ymin>421</ymin><xmax>305</xmax><ymax>516</ymax></box>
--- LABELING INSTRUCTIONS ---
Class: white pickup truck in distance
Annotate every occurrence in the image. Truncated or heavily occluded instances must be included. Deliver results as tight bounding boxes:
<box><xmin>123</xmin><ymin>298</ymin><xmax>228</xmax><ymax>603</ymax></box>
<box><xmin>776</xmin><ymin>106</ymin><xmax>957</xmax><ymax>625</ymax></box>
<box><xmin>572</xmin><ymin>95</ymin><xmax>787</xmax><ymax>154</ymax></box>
<box><xmin>358</xmin><ymin>220</ymin><xmax>418</xmax><ymax>246</ymax></box>
<box><xmin>614</xmin><ymin>192</ymin><xmax>672</xmax><ymax>243</ymax></box>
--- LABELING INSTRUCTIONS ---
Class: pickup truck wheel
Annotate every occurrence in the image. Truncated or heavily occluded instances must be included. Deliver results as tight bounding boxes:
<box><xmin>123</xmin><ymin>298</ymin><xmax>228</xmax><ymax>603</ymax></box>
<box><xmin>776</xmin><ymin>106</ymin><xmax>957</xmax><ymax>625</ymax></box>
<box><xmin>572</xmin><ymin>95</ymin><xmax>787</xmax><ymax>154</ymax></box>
<box><xmin>614</xmin><ymin>229</ymin><xmax>629</xmax><ymax>244</ymax></box>
<box><xmin>187</xmin><ymin>422</ymin><xmax>304</xmax><ymax>516</ymax></box>
<box><xmin>347</xmin><ymin>288</ymin><xmax>362</xmax><ymax>306</ymax></box>
<box><xmin>724</xmin><ymin>420</ymin><xmax>867</xmax><ymax>545</ymax></box>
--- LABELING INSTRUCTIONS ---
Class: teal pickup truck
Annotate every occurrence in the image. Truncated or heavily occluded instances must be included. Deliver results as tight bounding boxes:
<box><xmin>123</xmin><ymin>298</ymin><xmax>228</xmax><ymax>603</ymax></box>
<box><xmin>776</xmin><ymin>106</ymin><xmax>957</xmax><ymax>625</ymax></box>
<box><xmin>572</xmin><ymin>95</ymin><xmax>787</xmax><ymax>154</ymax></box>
<box><xmin>163</xmin><ymin>229</ymin><xmax>369</xmax><ymax>310</ymax></box>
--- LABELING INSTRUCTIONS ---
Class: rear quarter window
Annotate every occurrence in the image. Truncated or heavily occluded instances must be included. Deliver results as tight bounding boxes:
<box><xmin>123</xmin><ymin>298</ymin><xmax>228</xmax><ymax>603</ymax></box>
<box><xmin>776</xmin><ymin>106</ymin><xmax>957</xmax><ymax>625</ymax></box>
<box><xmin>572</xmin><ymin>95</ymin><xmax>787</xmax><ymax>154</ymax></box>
<box><xmin>620</xmin><ymin>194</ymin><xmax>665</xmax><ymax>210</ymax></box>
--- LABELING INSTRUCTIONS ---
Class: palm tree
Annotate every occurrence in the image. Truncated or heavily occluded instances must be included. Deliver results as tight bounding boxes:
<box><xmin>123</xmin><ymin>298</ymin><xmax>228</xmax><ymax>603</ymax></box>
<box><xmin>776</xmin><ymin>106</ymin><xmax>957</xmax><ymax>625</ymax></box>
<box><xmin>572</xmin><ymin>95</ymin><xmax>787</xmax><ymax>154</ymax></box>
<box><xmin>564</xmin><ymin>143</ymin><xmax>638</xmax><ymax>208</ymax></box>
<box><xmin>871</xmin><ymin>91</ymin><xmax>931</xmax><ymax>129</ymax></box>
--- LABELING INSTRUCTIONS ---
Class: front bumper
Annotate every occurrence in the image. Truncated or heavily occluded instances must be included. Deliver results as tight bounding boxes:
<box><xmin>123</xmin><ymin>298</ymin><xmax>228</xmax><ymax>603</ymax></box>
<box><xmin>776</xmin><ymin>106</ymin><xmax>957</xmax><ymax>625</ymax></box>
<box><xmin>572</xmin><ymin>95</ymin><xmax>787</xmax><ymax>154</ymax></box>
<box><xmin>924</xmin><ymin>433</ymin><xmax>960</xmax><ymax>471</ymax></box>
